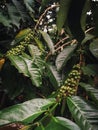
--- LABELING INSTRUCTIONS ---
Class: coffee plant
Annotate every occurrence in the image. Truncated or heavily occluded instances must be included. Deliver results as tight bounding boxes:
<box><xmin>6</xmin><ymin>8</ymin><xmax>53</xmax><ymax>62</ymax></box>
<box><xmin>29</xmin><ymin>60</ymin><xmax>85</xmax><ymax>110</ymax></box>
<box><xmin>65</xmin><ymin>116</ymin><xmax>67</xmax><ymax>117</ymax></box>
<box><xmin>0</xmin><ymin>0</ymin><xmax>98</xmax><ymax>130</ymax></box>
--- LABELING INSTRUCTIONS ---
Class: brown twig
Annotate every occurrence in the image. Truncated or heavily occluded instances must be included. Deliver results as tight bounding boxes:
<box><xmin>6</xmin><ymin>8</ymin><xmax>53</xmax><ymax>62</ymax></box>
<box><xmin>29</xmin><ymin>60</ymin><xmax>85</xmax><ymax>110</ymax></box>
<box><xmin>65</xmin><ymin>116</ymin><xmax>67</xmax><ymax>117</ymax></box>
<box><xmin>55</xmin><ymin>41</ymin><xmax>71</xmax><ymax>52</ymax></box>
<box><xmin>85</xmin><ymin>27</ymin><xmax>94</xmax><ymax>33</ymax></box>
<box><xmin>54</xmin><ymin>35</ymin><xmax>69</xmax><ymax>48</ymax></box>
<box><xmin>45</xmin><ymin>36</ymin><xmax>70</xmax><ymax>61</ymax></box>
<box><xmin>45</xmin><ymin>39</ymin><xmax>77</xmax><ymax>61</ymax></box>
<box><xmin>34</xmin><ymin>4</ymin><xmax>59</xmax><ymax>30</ymax></box>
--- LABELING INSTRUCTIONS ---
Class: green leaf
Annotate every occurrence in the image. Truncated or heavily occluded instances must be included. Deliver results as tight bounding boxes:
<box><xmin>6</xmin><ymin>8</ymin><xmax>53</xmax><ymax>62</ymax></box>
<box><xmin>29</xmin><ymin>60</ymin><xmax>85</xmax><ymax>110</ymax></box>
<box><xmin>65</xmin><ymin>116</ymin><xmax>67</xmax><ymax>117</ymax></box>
<box><xmin>7</xmin><ymin>4</ymin><xmax>21</xmax><ymax>27</ymax></box>
<box><xmin>79</xmin><ymin>82</ymin><xmax>98</xmax><ymax>106</ymax></box>
<box><xmin>56</xmin><ymin>0</ymin><xmax>72</xmax><ymax>32</ymax></box>
<box><xmin>33</xmin><ymin>36</ymin><xmax>45</xmax><ymax>52</ymax></box>
<box><xmin>35</xmin><ymin>116</ymin><xmax>81</xmax><ymax>130</ymax></box>
<box><xmin>33</xmin><ymin>57</ymin><xmax>45</xmax><ymax>75</ymax></box>
<box><xmin>67</xmin><ymin>96</ymin><xmax>98</xmax><ymax>130</ymax></box>
<box><xmin>89</xmin><ymin>39</ymin><xmax>98</xmax><ymax>59</ymax></box>
<box><xmin>46</xmin><ymin>64</ymin><xmax>62</xmax><ymax>88</ymax></box>
<box><xmin>56</xmin><ymin>44</ymin><xmax>77</xmax><ymax>71</ymax></box>
<box><xmin>81</xmin><ymin>34</ymin><xmax>94</xmax><ymax>45</ymax></box>
<box><xmin>8</xmin><ymin>55</ymin><xmax>29</xmax><ymax>77</ymax></box>
<box><xmin>0</xmin><ymin>98</ymin><xmax>55</xmax><ymax>126</ymax></box>
<box><xmin>56</xmin><ymin>117</ymin><xmax>81</xmax><ymax>130</ymax></box>
<box><xmin>40</xmin><ymin>31</ymin><xmax>55</xmax><ymax>54</ymax></box>
<box><xmin>15</xmin><ymin>28</ymin><xmax>31</xmax><ymax>43</ymax></box>
<box><xmin>24</xmin><ymin>0</ymin><xmax>35</xmax><ymax>13</ymax></box>
<box><xmin>0</xmin><ymin>12</ymin><xmax>11</xmax><ymax>27</ymax></box>
<box><xmin>23</xmin><ymin>57</ymin><xmax>42</xmax><ymax>87</ymax></box>
<box><xmin>81</xmin><ymin>0</ymin><xmax>90</xmax><ymax>31</ymax></box>
<box><xmin>8</xmin><ymin>54</ymin><xmax>43</xmax><ymax>87</ymax></box>
<box><xmin>82</xmin><ymin>64</ymin><xmax>98</xmax><ymax>76</ymax></box>
<box><xmin>28</xmin><ymin>44</ymin><xmax>41</xmax><ymax>58</ymax></box>
<box><xmin>12</xmin><ymin>0</ymin><xmax>30</xmax><ymax>22</ymax></box>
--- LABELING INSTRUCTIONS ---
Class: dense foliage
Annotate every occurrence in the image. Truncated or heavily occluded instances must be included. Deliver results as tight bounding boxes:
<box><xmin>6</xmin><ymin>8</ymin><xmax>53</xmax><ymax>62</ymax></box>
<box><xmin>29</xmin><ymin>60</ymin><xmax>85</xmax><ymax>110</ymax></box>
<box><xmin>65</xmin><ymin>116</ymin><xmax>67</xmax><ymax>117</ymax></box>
<box><xmin>0</xmin><ymin>0</ymin><xmax>98</xmax><ymax>130</ymax></box>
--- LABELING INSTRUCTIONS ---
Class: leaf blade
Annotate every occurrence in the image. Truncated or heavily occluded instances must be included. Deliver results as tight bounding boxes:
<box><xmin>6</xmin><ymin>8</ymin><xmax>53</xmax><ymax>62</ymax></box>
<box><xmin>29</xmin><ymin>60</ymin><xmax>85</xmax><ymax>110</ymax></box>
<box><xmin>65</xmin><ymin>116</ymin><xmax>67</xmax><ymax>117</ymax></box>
<box><xmin>40</xmin><ymin>31</ymin><xmax>55</xmax><ymax>54</ymax></box>
<box><xmin>0</xmin><ymin>98</ymin><xmax>55</xmax><ymax>126</ymax></box>
<box><xmin>56</xmin><ymin>0</ymin><xmax>72</xmax><ymax>32</ymax></box>
<box><xmin>67</xmin><ymin>96</ymin><xmax>98</xmax><ymax>130</ymax></box>
<box><xmin>56</xmin><ymin>44</ymin><xmax>77</xmax><ymax>71</ymax></box>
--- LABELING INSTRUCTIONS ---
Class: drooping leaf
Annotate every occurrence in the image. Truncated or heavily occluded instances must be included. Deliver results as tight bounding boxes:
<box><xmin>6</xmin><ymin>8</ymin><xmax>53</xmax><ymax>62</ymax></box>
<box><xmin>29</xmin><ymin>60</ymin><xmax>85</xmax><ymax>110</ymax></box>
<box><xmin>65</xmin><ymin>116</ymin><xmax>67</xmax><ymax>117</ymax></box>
<box><xmin>0</xmin><ymin>98</ymin><xmax>56</xmax><ymax>126</ymax></box>
<box><xmin>33</xmin><ymin>56</ymin><xmax>45</xmax><ymax>75</ymax></box>
<box><xmin>67</xmin><ymin>96</ymin><xmax>98</xmax><ymax>130</ymax></box>
<box><xmin>35</xmin><ymin>116</ymin><xmax>81</xmax><ymax>130</ymax></box>
<box><xmin>79</xmin><ymin>82</ymin><xmax>98</xmax><ymax>106</ymax></box>
<box><xmin>56</xmin><ymin>44</ymin><xmax>77</xmax><ymax>71</ymax></box>
<box><xmin>28</xmin><ymin>44</ymin><xmax>41</xmax><ymax>58</ymax></box>
<box><xmin>46</xmin><ymin>64</ymin><xmax>62</xmax><ymax>88</ymax></box>
<box><xmin>89</xmin><ymin>39</ymin><xmax>98</xmax><ymax>59</ymax></box>
<box><xmin>23</xmin><ymin>57</ymin><xmax>42</xmax><ymax>87</ymax></box>
<box><xmin>82</xmin><ymin>64</ymin><xmax>98</xmax><ymax>76</ymax></box>
<box><xmin>33</xmin><ymin>36</ymin><xmax>45</xmax><ymax>52</ymax></box>
<box><xmin>8</xmin><ymin>55</ymin><xmax>29</xmax><ymax>77</ymax></box>
<box><xmin>40</xmin><ymin>31</ymin><xmax>55</xmax><ymax>54</ymax></box>
<box><xmin>8</xmin><ymin>54</ymin><xmax>43</xmax><ymax>87</ymax></box>
<box><xmin>56</xmin><ymin>117</ymin><xmax>81</xmax><ymax>130</ymax></box>
<box><xmin>81</xmin><ymin>33</ymin><xmax>94</xmax><ymax>45</ymax></box>
<box><xmin>56</xmin><ymin>0</ymin><xmax>72</xmax><ymax>32</ymax></box>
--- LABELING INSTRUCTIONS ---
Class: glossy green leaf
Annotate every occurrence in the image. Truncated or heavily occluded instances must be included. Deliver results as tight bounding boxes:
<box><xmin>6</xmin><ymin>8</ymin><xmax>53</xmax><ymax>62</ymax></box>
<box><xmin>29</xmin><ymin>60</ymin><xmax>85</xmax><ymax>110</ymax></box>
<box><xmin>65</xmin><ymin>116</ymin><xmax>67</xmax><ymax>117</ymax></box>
<box><xmin>23</xmin><ymin>57</ymin><xmax>42</xmax><ymax>87</ymax></box>
<box><xmin>67</xmin><ymin>96</ymin><xmax>98</xmax><ymax>130</ymax></box>
<box><xmin>82</xmin><ymin>64</ymin><xmax>98</xmax><ymax>76</ymax></box>
<box><xmin>28</xmin><ymin>44</ymin><xmax>41</xmax><ymax>58</ymax></box>
<box><xmin>0</xmin><ymin>98</ymin><xmax>55</xmax><ymax>126</ymax></box>
<box><xmin>35</xmin><ymin>116</ymin><xmax>81</xmax><ymax>130</ymax></box>
<box><xmin>8</xmin><ymin>54</ymin><xmax>43</xmax><ymax>87</ymax></box>
<box><xmin>56</xmin><ymin>44</ymin><xmax>77</xmax><ymax>71</ymax></box>
<box><xmin>46</xmin><ymin>64</ymin><xmax>62</xmax><ymax>88</ymax></box>
<box><xmin>89</xmin><ymin>39</ymin><xmax>98</xmax><ymax>59</ymax></box>
<box><xmin>79</xmin><ymin>82</ymin><xmax>98</xmax><ymax>105</ymax></box>
<box><xmin>40</xmin><ymin>31</ymin><xmax>55</xmax><ymax>54</ymax></box>
<box><xmin>33</xmin><ymin>57</ymin><xmax>45</xmax><ymax>75</ymax></box>
<box><xmin>56</xmin><ymin>0</ymin><xmax>72</xmax><ymax>32</ymax></box>
<box><xmin>8</xmin><ymin>55</ymin><xmax>29</xmax><ymax>77</ymax></box>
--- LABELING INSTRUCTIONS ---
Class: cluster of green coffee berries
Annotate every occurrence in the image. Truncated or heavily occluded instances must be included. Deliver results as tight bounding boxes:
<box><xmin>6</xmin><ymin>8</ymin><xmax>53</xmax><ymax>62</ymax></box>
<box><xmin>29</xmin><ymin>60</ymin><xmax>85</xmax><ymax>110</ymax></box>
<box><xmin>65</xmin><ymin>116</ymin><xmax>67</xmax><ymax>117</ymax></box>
<box><xmin>57</xmin><ymin>64</ymin><xmax>81</xmax><ymax>100</ymax></box>
<box><xmin>6</xmin><ymin>31</ymin><xmax>34</xmax><ymax>56</ymax></box>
